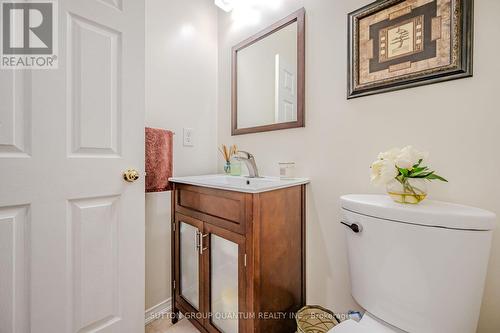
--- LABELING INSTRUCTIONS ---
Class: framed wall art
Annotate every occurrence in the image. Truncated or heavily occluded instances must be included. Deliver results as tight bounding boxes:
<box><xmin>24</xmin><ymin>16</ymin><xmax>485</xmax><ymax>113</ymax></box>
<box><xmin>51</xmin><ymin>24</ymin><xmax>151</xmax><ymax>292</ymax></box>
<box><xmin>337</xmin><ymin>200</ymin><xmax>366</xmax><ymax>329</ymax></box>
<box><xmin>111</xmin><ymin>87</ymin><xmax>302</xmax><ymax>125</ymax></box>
<box><xmin>347</xmin><ymin>0</ymin><xmax>473</xmax><ymax>99</ymax></box>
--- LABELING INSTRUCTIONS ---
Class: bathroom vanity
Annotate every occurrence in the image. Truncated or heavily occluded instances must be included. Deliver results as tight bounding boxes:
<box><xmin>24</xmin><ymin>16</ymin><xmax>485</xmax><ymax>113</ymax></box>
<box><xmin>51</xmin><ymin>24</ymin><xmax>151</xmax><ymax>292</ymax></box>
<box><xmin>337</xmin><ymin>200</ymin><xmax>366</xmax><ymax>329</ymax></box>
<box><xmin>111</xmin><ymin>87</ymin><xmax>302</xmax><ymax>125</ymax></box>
<box><xmin>169</xmin><ymin>175</ymin><xmax>309</xmax><ymax>333</ymax></box>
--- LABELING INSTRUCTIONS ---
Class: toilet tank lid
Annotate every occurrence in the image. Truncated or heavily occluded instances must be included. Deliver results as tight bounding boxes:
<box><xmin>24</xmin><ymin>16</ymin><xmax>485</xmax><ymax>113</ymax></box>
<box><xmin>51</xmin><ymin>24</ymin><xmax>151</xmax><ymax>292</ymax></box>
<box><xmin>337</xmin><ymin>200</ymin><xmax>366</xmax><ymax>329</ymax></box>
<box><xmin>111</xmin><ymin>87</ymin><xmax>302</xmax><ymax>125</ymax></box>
<box><xmin>341</xmin><ymin>195</ymin><xmax>497</xmax><ymax>231</ymax></box>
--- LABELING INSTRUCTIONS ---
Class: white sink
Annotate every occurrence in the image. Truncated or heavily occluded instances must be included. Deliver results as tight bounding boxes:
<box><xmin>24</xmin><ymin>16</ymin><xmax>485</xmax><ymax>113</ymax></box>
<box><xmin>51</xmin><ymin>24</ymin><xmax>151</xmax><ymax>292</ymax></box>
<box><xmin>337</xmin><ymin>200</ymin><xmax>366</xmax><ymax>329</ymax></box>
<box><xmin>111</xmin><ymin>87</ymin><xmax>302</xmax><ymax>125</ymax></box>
<box><xmin>169</xmin><ymin>174</ymin><xmax>309</xmax><ymax>193</ymax></box>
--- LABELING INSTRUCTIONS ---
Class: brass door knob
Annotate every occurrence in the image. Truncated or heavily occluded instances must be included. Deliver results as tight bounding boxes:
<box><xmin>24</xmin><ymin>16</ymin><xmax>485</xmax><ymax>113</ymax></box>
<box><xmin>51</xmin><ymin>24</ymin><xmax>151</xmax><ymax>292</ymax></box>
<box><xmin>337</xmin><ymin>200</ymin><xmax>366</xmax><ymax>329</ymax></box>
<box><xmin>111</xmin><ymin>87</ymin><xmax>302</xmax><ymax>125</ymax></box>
<box><xmin>123</xmin><ymin>169</ymin><xmax>140</xmax><ymax>182</ymax></box>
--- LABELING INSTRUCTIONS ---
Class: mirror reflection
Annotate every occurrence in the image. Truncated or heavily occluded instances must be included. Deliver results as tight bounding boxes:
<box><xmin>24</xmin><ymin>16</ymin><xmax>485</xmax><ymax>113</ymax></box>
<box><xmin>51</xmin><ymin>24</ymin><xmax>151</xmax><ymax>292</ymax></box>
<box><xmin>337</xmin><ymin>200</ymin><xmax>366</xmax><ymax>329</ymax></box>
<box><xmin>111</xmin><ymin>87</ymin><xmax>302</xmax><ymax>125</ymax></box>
<box><xmin>237</xmin><ymin>22</ymin><xmax>298</xmax><ymax>129</ymax></box>
<box><xmin>232</xmin><ymin>8</ymin><xmax>304</xmax><ymax>135</ymax></box>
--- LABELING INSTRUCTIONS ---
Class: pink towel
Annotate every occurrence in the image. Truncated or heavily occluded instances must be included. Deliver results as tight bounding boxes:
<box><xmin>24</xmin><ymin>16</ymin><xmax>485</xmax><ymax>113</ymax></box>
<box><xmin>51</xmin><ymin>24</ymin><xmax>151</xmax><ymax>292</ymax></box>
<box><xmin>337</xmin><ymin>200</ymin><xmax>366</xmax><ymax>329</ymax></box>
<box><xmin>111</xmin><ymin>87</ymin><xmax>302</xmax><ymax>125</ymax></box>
<box><xmin>145</xmin><ymin>127</ymin><xmax>173</xmax><ymax>192</ymax></box>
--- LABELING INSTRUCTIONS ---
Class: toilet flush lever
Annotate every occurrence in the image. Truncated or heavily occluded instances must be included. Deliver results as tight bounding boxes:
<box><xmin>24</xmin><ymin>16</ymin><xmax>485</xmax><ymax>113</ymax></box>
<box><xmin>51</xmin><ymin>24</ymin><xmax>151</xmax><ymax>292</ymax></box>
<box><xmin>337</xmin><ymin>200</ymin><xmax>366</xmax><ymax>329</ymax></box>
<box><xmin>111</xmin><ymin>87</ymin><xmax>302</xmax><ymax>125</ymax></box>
<box><xmin>341</xmin><ymin>221</ymin><xmax>362</xmax><ymax>233</ymax></box>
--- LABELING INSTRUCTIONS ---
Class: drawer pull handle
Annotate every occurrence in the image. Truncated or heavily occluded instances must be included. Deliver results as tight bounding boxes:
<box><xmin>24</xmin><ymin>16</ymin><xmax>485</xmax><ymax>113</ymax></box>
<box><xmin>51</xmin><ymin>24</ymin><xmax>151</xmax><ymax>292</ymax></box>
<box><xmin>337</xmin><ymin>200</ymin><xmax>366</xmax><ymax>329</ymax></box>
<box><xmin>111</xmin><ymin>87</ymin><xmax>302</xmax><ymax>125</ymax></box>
<box><xmin>200</xmin><ymin>233</ymin><xmax>209</xmax><ymax>254</ymax></box>
<box><xmin>195</xmin><ymin>231</ymin><xmax>201</xmax><ymax>252</ymax></box>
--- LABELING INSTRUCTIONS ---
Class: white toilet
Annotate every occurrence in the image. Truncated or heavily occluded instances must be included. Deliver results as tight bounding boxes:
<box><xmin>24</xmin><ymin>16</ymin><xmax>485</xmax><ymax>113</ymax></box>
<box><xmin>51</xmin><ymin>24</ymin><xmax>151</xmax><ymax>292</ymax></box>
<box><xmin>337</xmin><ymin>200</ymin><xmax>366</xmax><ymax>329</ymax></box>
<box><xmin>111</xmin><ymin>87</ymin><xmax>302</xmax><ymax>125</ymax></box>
<box><xmin>331</xmin><ymin>195</ymin><xmax>496</xmax><ymax>333</ymax></box>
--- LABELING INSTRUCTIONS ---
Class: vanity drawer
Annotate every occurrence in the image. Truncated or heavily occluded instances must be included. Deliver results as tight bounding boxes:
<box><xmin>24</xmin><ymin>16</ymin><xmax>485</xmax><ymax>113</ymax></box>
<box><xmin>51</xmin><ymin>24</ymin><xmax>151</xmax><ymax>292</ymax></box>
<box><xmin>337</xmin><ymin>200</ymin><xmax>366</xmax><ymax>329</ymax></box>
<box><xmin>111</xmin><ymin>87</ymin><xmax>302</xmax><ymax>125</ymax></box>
<box><xmin>174</xmin><ymin>184</ymin><xmax>251</xmax><ymax>234</ymax></box>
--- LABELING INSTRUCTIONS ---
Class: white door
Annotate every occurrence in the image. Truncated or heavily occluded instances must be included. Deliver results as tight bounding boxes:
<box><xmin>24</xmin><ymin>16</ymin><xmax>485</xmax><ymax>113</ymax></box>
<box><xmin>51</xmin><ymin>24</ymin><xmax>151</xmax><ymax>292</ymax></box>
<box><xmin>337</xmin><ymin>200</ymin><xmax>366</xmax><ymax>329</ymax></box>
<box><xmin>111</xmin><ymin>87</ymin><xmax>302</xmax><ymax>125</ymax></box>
<box><xmin>274</xmin><ymin>53</ymin><xmax>297</xmax><ymax>123</ymax></box>
<box><xmin>0</xmin><ymin>0</ymin><xmax>145</xmax><ymax>332</ymax></box>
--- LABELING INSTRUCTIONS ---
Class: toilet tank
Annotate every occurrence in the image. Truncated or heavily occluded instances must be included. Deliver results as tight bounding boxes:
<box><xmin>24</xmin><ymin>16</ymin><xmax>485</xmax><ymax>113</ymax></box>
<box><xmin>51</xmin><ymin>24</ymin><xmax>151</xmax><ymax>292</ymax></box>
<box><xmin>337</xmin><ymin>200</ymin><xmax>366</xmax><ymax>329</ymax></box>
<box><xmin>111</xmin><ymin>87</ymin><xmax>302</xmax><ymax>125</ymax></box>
<box><xmin>340</xmin><ymin>195</ymin><xmax>496</xmax><ymax>333</ymax></box>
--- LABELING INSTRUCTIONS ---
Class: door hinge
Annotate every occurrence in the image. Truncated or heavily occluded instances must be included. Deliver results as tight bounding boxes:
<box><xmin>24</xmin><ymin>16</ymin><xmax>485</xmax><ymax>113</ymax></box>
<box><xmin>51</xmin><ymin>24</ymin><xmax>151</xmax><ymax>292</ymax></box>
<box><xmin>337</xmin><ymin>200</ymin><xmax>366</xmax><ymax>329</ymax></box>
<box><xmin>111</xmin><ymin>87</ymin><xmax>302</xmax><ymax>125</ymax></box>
<box><xmin>244</xmin><ymin>254</ymin><xmax>247</xmax><ymax>267</ymax></box>
<box><xmin>173</xmin><ymin>280</ymin><xmax>176</xmax><ymax>289</ymax></box>
<box><xmin>172</xmin><ymin>221</ymin><xmax>176</xmax><ymax>232</ymax></box>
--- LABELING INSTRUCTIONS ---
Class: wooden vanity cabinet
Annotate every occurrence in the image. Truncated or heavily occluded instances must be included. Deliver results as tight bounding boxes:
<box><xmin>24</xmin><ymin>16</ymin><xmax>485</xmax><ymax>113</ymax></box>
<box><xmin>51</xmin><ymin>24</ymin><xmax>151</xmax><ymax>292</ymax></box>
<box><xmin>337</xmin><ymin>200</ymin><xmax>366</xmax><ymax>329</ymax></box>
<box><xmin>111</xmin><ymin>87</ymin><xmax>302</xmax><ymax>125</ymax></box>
<box><xmin>171</xmin><ymin>183</ymin><xmax>306</xmax><ymax>333</ymax></box>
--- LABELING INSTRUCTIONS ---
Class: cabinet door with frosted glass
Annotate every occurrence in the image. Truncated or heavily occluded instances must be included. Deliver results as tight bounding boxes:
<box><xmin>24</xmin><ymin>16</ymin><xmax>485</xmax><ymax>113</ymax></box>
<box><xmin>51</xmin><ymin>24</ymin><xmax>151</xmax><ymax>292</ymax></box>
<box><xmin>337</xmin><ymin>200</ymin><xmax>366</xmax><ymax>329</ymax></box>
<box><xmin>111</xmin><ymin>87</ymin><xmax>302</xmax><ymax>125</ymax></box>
<box><xmin>202</xmin><ymin>223</ymin><xmax>246</xmax><ymax>333</ymax></box>
<box><xmin>174</xmin><ymin>214</ymin><xmax>204</xmax><ymax>323</ymax></box>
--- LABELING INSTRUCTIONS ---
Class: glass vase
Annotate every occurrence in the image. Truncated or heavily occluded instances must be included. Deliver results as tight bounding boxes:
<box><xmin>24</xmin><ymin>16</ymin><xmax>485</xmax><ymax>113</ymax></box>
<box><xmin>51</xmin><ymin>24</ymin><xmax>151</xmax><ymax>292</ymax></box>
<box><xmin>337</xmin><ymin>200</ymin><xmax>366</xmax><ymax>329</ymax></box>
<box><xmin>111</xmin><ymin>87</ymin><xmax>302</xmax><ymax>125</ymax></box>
<box><xmin>230</xmin><ymin>159</ymin><xmax>241</xmax><ymax>176</ymax></box>
<box><xmin>223</xmin><ymin>161</ymin><xmax>231</xmax><ymax>174</ymax></box>
<box><xmin>386</xmin><ymin>178</ymin><xmax>428</xmax><ymax>204</ymax></box>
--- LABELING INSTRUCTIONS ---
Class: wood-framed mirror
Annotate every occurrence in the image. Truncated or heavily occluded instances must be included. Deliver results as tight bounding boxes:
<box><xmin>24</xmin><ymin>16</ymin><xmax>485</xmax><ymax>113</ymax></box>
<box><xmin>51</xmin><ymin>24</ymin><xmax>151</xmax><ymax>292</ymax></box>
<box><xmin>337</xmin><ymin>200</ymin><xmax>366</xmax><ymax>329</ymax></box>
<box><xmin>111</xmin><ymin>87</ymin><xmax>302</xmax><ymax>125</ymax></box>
<box><xmin>231</xmin><ymin>8</ymin><xmax>305</xmax><ymax>136</ymax></box>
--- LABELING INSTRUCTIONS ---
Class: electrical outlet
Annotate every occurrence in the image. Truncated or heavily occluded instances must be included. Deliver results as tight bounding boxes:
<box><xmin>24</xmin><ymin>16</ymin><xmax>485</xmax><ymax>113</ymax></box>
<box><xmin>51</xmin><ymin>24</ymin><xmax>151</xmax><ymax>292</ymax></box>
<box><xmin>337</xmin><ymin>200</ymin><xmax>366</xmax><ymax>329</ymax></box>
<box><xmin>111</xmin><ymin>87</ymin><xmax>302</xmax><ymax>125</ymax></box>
<box><xmin>183</xmin><ymin>128</ymin><xmax>194</xmax><ymax>147</ymax></box>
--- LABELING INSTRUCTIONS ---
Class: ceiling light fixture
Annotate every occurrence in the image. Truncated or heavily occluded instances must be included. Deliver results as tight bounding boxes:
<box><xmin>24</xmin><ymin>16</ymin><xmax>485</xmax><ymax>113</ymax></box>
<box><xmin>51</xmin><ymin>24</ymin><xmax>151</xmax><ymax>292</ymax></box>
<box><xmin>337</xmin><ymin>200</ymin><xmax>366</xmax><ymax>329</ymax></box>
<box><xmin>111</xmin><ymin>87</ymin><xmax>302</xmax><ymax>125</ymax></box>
<box><xmin>214</xmin><ymin>0</ymin><xmax>234</xmax><ymax>12</ymax></box>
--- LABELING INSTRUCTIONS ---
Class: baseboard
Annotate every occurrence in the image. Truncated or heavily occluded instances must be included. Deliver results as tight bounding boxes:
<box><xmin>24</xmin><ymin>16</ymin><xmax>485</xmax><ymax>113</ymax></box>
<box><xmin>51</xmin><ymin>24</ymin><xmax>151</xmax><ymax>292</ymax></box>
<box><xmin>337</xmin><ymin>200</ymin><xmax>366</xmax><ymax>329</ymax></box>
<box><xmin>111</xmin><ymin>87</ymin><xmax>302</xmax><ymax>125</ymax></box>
<box><xmin>145</xmin><ymin>298</ymin><xmax>172</xmax><ymax>326</ymax></box>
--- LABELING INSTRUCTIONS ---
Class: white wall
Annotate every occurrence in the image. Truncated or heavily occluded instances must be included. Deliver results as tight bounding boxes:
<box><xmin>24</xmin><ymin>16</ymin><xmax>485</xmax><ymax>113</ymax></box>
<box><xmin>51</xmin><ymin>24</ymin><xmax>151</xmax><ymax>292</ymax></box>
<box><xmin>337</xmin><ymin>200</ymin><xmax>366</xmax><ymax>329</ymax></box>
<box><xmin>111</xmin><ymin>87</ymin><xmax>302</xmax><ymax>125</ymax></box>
<box><xmin>216</xmin><ymin>1</ymin><xmax>500</xmax><ymax>332</ymax></box>
<box><xmin>145</xmin><ymin>0</ymin><xmax>218</xmax><ymax>310</ymax></box>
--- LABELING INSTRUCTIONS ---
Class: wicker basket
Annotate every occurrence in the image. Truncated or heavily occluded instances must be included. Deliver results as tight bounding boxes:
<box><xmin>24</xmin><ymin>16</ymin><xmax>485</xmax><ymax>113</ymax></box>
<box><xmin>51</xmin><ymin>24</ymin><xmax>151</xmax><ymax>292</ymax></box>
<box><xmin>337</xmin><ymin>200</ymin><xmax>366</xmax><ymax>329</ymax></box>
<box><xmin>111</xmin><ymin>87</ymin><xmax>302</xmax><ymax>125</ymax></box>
<box><xmin>296</xmin><ymin>305</ymin><xmax>340</xmax><ymax>333</ymax></box>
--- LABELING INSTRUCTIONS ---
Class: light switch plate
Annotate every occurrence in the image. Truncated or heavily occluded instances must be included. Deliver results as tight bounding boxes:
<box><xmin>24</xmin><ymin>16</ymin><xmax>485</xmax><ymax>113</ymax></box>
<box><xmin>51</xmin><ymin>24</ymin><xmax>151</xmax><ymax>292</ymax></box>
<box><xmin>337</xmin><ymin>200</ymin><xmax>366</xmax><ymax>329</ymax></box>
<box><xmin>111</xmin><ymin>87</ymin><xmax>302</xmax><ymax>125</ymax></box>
<box><xmin>183</xmin><ymin>128</ymin><xmax>194</xmax><ymax>147</ymax></box>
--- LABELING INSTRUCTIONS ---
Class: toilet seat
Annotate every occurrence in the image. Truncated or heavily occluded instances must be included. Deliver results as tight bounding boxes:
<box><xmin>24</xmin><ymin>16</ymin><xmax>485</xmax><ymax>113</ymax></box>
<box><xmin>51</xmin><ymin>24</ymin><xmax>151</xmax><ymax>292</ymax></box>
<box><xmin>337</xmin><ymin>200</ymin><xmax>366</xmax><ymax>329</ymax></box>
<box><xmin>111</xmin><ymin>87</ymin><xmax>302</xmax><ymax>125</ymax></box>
<box><xmin>328</xmin><ymin>313</ymin><xmax>402</xmax><ymax>333</ymax></box>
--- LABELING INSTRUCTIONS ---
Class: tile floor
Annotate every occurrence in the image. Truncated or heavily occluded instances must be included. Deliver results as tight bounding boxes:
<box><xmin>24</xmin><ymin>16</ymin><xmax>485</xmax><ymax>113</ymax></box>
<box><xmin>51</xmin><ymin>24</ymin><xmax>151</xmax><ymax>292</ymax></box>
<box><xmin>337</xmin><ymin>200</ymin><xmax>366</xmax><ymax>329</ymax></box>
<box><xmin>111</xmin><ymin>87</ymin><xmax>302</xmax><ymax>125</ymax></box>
<box><xmin>146</xmin><ymin>316</ymin><xmax>198</xmax><ymax>333</ymax></box>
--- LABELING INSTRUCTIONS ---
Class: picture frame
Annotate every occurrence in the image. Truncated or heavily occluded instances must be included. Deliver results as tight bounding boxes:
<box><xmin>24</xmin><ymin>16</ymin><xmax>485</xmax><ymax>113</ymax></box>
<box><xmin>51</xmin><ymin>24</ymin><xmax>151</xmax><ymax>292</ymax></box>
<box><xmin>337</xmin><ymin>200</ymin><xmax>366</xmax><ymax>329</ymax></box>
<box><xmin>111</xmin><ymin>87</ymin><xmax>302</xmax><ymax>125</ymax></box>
<box><xmin>347</xmin><ymin>0</ymin><xmax>473</xmax><ymax>99</ymax></box>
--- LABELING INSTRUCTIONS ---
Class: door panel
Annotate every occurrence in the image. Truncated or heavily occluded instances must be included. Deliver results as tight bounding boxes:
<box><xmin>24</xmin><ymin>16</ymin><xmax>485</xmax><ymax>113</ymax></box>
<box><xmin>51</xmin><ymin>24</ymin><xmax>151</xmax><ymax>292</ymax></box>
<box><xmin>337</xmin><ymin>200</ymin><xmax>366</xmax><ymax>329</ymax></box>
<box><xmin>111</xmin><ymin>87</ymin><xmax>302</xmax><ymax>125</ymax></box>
<box><xmin>67</xmin><ymin>13</ymin><xmax>122</xmax><ymax>157</ymax></box>
<box><xmin>180</xmin><ymin>221</ymin><xmax>200</xmax><ymax>310</ymax></box>
<box><xmin>0</xmin><ymin>71</ymin><xmax>31</xmax><ymax>157</ymax></box>
<box><xmin>0</xmin><ymin>0</ymin><xmax>145</xmax><ymax>332</ymax></box>
<box><xmin>69</xmin><ymin>196</ymin><xmax>120</xmax><ymax>332</ymax></box>
<box><xmin>203</xmin><ymin>223</ymin><xmax>246</xmax><ymax>333</ymax></box>
<box><xmin>275</xmin><ymin>54</ymin><xmax>297</xmax><ymax>123</ymax></box>
<box><xmin>210</xmin><ymin>235</ymin><xmax>239</xmax><ymax>333</ymax></box>
<box><xmin>0</xmin><ymin>206</ymin><xmax>30</xmax><ymax>333</ymax></box>
<box><xmin>174</xmin><ymin>213</ymin><xmax>204</xmax><ymax>320</ymax></box>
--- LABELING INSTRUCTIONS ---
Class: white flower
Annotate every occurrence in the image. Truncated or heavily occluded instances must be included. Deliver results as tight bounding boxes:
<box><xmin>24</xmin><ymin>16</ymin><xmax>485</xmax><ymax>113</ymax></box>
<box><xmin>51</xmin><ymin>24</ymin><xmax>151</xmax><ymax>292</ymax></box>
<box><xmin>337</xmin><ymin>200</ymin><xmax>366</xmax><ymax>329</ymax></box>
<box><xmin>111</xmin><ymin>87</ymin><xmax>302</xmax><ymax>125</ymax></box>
<box><xmin>378</xmin><ymin>147</ymin><xmax>401</xmax><ymax>161</ymax></box>
<box><xmin>370</xmin><ymin>159</ymin><xmax>398</xmax><ymax>186</ymax></box>
<box><xmin>395</xmin><ymin>146</ymin><xmax>428</xmax><ymax>170</ymax></box>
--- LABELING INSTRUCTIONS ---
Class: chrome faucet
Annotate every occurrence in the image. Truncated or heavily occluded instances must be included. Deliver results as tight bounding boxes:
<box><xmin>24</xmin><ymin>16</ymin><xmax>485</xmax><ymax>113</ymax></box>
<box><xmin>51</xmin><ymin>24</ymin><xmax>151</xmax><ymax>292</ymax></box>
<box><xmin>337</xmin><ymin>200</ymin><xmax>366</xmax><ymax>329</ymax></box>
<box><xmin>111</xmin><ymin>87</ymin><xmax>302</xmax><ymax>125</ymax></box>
<box><xmin>235</xmin><ymin>151</ymin><xmax>260</xmax><ymax>178</ymax></box>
